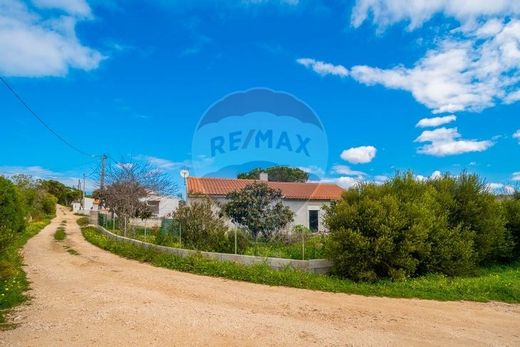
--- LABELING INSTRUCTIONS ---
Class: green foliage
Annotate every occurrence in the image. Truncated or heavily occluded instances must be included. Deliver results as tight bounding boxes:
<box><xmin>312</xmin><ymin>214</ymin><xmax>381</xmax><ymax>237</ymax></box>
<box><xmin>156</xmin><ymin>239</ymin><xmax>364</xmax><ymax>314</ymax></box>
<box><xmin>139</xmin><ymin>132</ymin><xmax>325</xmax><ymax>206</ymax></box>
<box><xmin>431</xmin><ymin>173</ymin><xmax>512</xmax><ymax>263</ymax></box>
<box><xmin>237</xmin><ymin>166</ymin><xmax>309</xmax><ymax>182</ymax></box>
<box><xmin>0</xmin><ymin>177</ymin><xmax>25</xmax><ymax>233</ymax></box>
<box><xmin>325</xmin><ymin>172</ymin><xmax>510</xmax><ymax>281</ymax></box>
<box><xmin>82</xmin><ymin>225</ymin><xmax>520</xmax><ymax>303</ymax></box>
<box><xmin>502</xmin><ymin>196</ymin><xmax>520</xmax><ymax>258</ymax></box>
<box><xmin>0</xmin><ymin>218</ymin><xmax>51</xmax><ymax>326</ymax></box>
<box><xmin>10</xmin><ymin>175</ymin><xmax>58</xmax><ymax>221</ymax></box>
<box><xmin>76</xmin><ymin>216</ymin><xmax>90</xmax><ymax>227</ymax></box>
<box><xmin>172</xmin><ymin>199</ymin><xmax>249</xmax><ymax>253</ymax></box>
<box><xmin>223</xmin><ymin>182</ymin><xmax>294</xmax><ymax>239</ymax></box>
<box><xmin>38</xmin><ymin>179</ymin><xmax>82</xmax><ymax>206</ymax></box>
<box><xmin>54</xmin><ymin>227</ymin><xmax>66</xmax><ymax>241</ymax></box>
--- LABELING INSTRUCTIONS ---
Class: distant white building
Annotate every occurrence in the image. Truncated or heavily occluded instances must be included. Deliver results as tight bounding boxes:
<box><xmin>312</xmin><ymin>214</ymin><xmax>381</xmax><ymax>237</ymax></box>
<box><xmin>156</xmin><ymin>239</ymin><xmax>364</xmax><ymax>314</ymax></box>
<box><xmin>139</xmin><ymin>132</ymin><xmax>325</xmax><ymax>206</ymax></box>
<box><xmin>142</xmin><ymin>194</ymin><xmax>180</xmax><ymax>218</ymax></box>
<box><xmin>72</xmin><ymin>197</ymin><xmax>100</xmax><ymax>215</ymax></box>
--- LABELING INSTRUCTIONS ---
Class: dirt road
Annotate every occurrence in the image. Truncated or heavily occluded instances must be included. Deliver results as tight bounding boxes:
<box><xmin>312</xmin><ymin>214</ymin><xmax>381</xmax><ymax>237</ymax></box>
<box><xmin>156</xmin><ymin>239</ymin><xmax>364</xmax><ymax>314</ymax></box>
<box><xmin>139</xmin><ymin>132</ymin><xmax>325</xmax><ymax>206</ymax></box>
<box><xmin>1</xmin><ymin>207</ymin><xmax>519</xmax><ymax>346</ymax></box>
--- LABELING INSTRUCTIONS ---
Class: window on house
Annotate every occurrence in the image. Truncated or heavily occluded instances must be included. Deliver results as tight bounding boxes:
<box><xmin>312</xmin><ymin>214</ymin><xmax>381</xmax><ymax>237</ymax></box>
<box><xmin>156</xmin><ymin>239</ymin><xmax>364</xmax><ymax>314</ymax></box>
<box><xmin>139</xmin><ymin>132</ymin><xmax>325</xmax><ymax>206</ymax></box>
<box><xmin>308</xmin><ymin>210</ymin><xmax>319</xmax><ymax>232</ymax></box>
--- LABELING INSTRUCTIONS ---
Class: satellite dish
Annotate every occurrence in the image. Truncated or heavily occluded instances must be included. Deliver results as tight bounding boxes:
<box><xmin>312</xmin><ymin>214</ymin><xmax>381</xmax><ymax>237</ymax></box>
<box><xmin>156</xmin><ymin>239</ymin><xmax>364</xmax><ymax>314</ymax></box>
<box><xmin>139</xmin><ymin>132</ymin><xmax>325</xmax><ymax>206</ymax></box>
<box><xmin>180</xmin><ymin>169</ymin><xmax>190</xmax><ymax>178</ymax></box>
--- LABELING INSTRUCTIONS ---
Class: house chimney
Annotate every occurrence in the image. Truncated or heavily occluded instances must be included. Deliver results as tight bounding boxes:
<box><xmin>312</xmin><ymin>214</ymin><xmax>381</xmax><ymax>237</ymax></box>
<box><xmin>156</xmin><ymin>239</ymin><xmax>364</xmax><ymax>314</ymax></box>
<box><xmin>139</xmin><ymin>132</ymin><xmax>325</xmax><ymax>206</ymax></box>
<box><xmin>259</xmin><ymin>172</ymin><xmax>268</xmax><ymax>181</ymax></box>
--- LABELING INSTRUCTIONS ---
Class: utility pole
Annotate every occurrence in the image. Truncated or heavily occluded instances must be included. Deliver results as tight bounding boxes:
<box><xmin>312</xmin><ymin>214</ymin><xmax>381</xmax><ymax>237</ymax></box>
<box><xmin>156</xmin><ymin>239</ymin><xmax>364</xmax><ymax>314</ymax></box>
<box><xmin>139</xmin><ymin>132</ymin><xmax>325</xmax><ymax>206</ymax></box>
<box><xmin>83</xmin><ymin>173</ymin><xmax>86</xmax><ymax>197</ymax></box>
<box><xmin>100</xmin><ymin>154</ymin><xmax>107</xmax><ymax>190</ymax></box>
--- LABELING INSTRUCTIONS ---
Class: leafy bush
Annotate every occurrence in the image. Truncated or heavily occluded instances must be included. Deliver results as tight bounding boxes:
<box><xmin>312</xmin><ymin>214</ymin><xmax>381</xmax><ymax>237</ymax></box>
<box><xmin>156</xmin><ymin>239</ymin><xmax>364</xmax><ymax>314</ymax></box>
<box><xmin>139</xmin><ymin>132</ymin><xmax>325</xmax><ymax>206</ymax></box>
<box><xmin>325</xmin><ymin>173</ymin><xmax>509</xmax><ymax>281</ymax></box>
<box><xmin>0</xmin><ymin>177</ymin><xmax>25</xmax><ymax>233</ymax></box>
<box><xmin>223</xmin><ymin>182</ymin><xmax>294</xmax><ymax>240</ymax></box>
<box><xmin>502</xmin><ymin>195</ymin><xmax>520</xmax><ymax>258</ymax></box>
<box><xmin>172</xmin><ymin>199</ymin><xmax>249</xmax><ymax>253</ymax></box>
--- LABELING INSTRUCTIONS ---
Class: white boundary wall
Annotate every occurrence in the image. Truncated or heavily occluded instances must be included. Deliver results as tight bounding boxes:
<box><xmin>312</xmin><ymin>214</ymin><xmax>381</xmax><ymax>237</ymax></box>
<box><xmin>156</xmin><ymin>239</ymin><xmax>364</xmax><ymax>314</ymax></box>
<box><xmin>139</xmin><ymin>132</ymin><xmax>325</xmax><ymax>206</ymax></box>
<box><xmin>95</xmin><ymin>225</ymin><xmax>332</xmax><ymax>274</ymax></box>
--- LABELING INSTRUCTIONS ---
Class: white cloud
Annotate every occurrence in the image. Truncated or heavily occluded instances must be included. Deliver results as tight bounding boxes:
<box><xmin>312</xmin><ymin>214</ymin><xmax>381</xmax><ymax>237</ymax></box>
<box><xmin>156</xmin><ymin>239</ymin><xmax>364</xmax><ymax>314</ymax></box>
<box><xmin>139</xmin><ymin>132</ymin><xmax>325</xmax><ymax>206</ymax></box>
<box><xmin>341</xmin><ymin>2</ymin><xmax>520</xmax><ymax>113</ymax></box>
<box><xmin>416</xmin><ymin>115</ymin><xmax>456</xmax><ymax>128</ymax></box>
<box><xmin>514</xmin><ymin>129</ymin><xmax>520</xmax><ymax>142</ymax></box>
<box><xmin>513</xmin><ymin>172</ymin><xmax>520</xmax><ymax>181</ymax></box>
<box><xmin>0</xmin><ymin>0</ymin><xmax>103</xmax><ymax>77</ymax></box>
<box><xmin>351</xmin><ymin>0</ymin><xmax>520</xmax><ymax>30</ymax></box>
<box><xmin>340</xmin><ymin>145</ymin><xmax>377</xmax><ymax>164</ymax></box>
<box><xmin>430</xmin><ymin>170</ymin><xmax>442</xmax><ymax>179</ymax></box>
<box><xmin>331</xmin><ymin>165</ymin><xmax>366</xmax><ymax>176</ymax></box>
<box><xmin>415</xmin><ymin>127</ymin><xmax>494</xmax><ymax>156</ymax></box>
<box><xmin>486</xmin><ymin>182</ymin><xmax>515</xmax><ymax>195</ymax></box>
<box><xmin>296</xmin><ymin>58</ymin><xmax>349</xmax><ymax>77</ymax></box>
<box><xmin>319</xmin><ymin>176</ymin><xmax>361</xmax><ymax>189</ymax></box>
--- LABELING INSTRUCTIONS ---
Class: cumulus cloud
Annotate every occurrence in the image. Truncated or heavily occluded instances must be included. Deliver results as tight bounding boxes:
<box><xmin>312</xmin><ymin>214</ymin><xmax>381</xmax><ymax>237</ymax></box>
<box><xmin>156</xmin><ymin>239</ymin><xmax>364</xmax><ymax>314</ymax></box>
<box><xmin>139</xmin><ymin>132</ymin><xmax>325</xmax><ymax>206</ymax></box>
<box><xmin>351</xmin><ymin>0</ymin><xmax>520</xmax><ymax>31</ymax></box>
<box><xmin>513</xmin><ymin>172</ymin><xmax>520</xmax><ymax>181</ymax></box>
<box><xmin>350</xmin><ymin>19</ymin><xmax>520</xmax><ymax>113</ymax></box>
<box><xmin>296</xmin><ymin>58</ymin><xmax>349</xmax><ymax>77</ymax></box>
<box><xmin>0</xmin><ymin>0</ymin><xmax>103</xmax><ymax>77</ymax></box>
<box><xmin>298</xmin><ymin>2</ymin><xmax>517</xmax><ymax>113</ymax></box>
<box><xmin>416</xmin><ymin>115</ymin><xmax>456</xmax><ymax>128</ymax></box>
<box><xmin>340</xmin><ymin>145</ymin><xmax>377</xmax><ymax>164</ymax></box>
<box><xmin>415</xmin><ymin>127</ymin><xmax>493</xmax><ymax>156</ymax></box>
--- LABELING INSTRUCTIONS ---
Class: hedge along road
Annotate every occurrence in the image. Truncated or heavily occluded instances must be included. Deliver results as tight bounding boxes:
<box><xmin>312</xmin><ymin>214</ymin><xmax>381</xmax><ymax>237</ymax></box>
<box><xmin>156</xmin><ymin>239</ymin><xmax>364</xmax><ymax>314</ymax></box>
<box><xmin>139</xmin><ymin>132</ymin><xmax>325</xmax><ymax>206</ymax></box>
<box><xmin>1</xmin><ymin>208</ymin><xmax>520</xmax><ymax>346</ymax></box>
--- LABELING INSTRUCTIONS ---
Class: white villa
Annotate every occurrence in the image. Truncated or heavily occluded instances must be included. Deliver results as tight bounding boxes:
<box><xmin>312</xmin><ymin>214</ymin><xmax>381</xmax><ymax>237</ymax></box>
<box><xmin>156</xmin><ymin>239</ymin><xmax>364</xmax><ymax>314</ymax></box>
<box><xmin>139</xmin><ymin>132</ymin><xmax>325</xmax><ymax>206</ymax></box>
<box><xmin>186</xmin><ymin>174</ymin><xmax>344</xmax><ymax>232</ymax></box>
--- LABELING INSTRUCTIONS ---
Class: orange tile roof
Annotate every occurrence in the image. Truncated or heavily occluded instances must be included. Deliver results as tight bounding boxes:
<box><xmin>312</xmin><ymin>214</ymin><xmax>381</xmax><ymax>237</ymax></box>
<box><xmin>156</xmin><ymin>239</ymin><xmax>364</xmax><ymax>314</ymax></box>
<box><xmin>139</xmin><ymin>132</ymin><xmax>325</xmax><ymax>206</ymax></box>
<box><xmin>187</xmin><ymin>177</ymin><xmax>344</xmax><ymax>201</ymax></box>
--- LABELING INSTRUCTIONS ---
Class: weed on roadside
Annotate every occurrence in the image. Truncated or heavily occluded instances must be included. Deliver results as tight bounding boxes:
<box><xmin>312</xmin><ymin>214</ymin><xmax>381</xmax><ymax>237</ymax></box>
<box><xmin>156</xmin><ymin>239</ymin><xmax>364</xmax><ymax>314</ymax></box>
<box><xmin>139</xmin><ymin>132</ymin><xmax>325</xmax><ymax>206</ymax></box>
<box><xmin>54</xmin><ymin>227</ymin><xmax>66</xmax><ymax>241</ymax></box>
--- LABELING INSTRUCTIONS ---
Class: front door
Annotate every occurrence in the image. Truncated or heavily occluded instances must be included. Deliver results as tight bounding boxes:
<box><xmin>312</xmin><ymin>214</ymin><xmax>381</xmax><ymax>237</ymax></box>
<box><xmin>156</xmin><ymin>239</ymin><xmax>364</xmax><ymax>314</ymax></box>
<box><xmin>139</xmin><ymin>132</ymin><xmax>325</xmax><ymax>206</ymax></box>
<box><xmin>308</xmin><ymin>210</ymin><xmax>319</xmax><ymax>232</ymax></box>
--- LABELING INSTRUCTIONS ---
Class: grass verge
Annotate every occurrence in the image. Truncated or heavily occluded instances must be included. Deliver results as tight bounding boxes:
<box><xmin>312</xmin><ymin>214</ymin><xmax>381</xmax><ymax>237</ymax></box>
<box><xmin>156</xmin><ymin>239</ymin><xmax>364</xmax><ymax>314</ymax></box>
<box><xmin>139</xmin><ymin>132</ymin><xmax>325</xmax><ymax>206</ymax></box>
<box><xmin>81</xmin><ymin>226</ymin><xmax>520</xmax><ymax>303</ymax></box>
<box><xmin>0</xmin><ymin>218</ymin><xmax>52</xmax><ymax>327</ymax></box>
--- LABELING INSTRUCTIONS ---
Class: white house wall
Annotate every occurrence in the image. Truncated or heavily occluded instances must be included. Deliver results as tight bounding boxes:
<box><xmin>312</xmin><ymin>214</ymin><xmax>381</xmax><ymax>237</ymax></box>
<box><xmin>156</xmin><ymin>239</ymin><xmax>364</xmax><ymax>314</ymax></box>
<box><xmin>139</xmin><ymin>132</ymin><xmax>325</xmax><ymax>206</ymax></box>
<box><xmin>188</xmin><ymin>196</ymin><xmax>330</xmax><ymax>232</ymax></box>
<box><xmin>157</xmin><ymin>198</ymin><xmax>180</xmax><ymax>218</ymax></box>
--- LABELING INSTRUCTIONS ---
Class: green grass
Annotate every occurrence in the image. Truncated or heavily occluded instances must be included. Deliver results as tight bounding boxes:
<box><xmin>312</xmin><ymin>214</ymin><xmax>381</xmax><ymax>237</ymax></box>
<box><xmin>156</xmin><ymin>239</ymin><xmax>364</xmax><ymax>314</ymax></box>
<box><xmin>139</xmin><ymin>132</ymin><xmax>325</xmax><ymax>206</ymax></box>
<box><xmin>81</xmin><ymin>226</ymin><xmax>520</xmax><ymax>303</ymax></box>
<box><xmin>244</xmin><ymin>236</ymin><xmax>326</xmax><ymax>260</ymax></box>
<box><xmin>76</xmin><ymin>217</ymin><xmax>89</xmax><ymax>227</ymax></box>
<box><xmin>53</xmin><ymin>227</ymin><xmax>66</xmax><ymax>241</ymax></box>
<box><xmin>0</xmin><ymin>218</ymin><xmax>52</xmax><ymax>327</ymax></box>
<box><xmin>108</xmin><ymin>225</ymin><xmax>326</xmax><ymax>260</ymax></box>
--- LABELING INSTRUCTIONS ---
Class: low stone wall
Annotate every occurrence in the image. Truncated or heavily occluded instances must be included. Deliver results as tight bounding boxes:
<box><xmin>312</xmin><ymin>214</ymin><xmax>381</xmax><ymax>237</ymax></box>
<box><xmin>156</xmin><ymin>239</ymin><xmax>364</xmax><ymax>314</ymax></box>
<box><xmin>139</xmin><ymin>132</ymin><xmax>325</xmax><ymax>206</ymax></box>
<box><xmin>95</xmin><ymin>225</ymin><xmax>333</xmax><ymax>274</ymax></box>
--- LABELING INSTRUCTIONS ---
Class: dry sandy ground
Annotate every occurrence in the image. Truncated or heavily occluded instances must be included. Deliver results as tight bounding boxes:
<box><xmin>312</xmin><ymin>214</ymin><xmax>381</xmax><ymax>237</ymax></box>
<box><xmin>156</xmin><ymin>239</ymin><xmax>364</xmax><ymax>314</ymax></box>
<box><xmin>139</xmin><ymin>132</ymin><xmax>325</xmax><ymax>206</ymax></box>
<box><xmin>1</xmin><ymin>207</ymin><xmax>519</xmax><ymax>346</ymax></box>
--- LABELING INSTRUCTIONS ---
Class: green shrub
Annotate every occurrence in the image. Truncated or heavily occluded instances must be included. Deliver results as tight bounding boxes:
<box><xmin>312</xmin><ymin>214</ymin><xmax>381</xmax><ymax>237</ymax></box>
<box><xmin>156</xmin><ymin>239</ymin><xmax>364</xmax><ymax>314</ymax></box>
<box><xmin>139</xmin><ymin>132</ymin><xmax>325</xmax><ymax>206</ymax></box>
<box><xmin>325</xmin><ymin>172</ymin><xmax>508</xmax><ymax>281</ymax></box>
<box><xmin>173</xmin><ymin>199</ymin><xmax>249</xmax><ymax>253</ymax></box>
<box><xmin>0</xmin><ymin>177</ymin><xmax>25</xmax><ymax>233</ymax></box>
<box><xmin>503</xmin><ymin>196</ymin><xmax>520</xmax><ymax>258</ymax></box>
<box><xmin>432</xmin><ymin>174</ymin><xmax>512</xmax><ymax>263</ymax></box>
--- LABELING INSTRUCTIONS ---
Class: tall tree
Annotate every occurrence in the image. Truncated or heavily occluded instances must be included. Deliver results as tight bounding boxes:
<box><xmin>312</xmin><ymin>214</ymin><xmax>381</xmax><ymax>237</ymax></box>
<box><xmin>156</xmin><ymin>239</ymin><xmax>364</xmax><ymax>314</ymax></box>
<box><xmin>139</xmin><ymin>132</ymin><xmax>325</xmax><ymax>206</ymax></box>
<box><xmin>237</xmin><ymin>166</ymin><xmax>309</xmax><ymax>182</ymax></box>
<box><xmin>223</xmin><ymin>182</ymin><xmax>294</xmax><ymax>240</ymax></box>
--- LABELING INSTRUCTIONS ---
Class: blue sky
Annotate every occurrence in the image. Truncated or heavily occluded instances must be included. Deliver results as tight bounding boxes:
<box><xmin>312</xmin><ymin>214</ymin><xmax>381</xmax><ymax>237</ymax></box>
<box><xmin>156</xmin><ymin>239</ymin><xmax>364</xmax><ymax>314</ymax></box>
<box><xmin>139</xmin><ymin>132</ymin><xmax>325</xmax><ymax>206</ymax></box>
<box><xmin>0</xmin><ymin>0</ymin><xmax>519</xmax><ymax>193</ymax></box>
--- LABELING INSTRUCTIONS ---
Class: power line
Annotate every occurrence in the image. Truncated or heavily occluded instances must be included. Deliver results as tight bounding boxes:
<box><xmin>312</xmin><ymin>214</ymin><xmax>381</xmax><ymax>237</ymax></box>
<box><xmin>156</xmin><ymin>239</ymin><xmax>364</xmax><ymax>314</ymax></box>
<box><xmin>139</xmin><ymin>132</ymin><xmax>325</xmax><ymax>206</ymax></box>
<box><xmin>0</xmin><ymin>76</ymin><xmax>95</xmax><ymax>158</ymax></box>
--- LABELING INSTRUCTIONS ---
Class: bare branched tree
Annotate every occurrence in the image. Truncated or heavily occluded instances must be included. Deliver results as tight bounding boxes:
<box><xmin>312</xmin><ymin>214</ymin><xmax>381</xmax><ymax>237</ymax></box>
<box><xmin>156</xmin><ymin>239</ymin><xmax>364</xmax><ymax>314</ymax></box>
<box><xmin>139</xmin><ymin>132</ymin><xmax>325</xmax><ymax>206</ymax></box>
<box><xmin>98</xmin><ymin>159</ymin><xmax>177</xmax><ymax>236</ymax></box>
